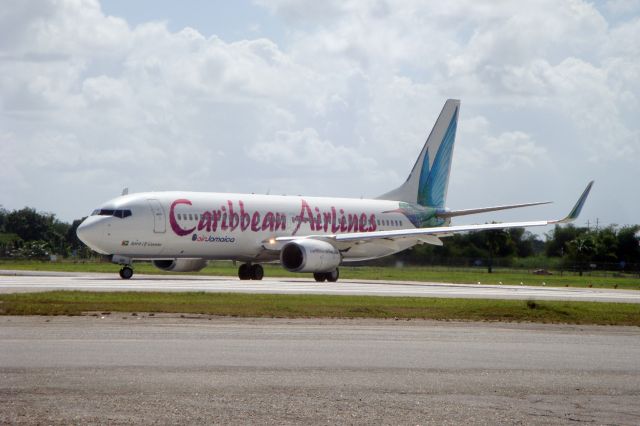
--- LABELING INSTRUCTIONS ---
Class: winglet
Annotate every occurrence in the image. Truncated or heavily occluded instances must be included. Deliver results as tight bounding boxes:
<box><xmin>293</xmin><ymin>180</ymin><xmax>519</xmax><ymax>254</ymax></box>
<box><xmin>552</xmin><ymin>181</ymin><xmax>594</xmax><ymax>224</ymax></box>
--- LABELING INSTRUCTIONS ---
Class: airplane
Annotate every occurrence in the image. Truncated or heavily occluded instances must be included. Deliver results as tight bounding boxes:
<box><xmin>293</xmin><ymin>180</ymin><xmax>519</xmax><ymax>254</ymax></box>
<box><xmin>76</xmin><ymin>99</ymin><xmax>593</xmax><ymax>281</ymax></box>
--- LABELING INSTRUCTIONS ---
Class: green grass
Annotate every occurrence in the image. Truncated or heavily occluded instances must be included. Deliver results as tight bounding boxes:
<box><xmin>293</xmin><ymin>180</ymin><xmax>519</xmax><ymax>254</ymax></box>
<box><xmin>339</xmin><ymin>267</ymin><xmax>640</xmax><ymax>289</ymax></box>
<box><xmin>2</xmin><ymin>260</ymin><xmax>639</xmax><ymax>290</ymax></box>
<box><xmin>0</xmin><ymin>291</ymin><xmax>638</xmax><ymax>326</ymax></box>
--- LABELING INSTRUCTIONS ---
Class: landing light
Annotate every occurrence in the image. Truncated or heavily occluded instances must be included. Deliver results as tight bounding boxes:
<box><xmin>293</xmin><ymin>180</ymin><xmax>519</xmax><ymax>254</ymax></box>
<box><xmin>269</xmin><ymin>238</ymin><xmax>276</xmax><ymax>245</ymax></box>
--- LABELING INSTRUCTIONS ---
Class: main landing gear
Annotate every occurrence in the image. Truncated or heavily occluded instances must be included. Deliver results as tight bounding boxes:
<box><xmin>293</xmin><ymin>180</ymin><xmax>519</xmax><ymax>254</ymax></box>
<box><xmin>119</xmin><ymin>266</ymin><xmax>134</xmax><ymax>280</ymax></box>
<box><xmin>238</xmin><ymin>263</ymin><xmax>264</xmax><ymax>280</ymax></box>
<box><xmin>313</xmin><ymin>268</ymin><xmax>339</xmax><ymax>283</ymax></box>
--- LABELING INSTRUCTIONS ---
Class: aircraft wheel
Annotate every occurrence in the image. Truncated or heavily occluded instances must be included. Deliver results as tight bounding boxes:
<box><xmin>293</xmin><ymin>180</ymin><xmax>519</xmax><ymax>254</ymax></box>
<box><xmin>119</xmin><ymin>266</ymin><xmax>133</xmax><ymax>280</ymax></box>
<box><xmin>250</xmin><ymin>264</ymin><xmax>264</xmax><ymax>281</ymax></box>
<box><xmin>327</xmin><ymin>268</ymin><xmax>339</xmax><ymax>282</ymax></box>
<box><xmin>238</xmin><ymin>263</ymin><xmax>251</xmax><ymax>280</ymax></box>
<box><xmin>313</xmin><ymin>272</ymin><xmax>327</xmax><ymax>282</ymax></box>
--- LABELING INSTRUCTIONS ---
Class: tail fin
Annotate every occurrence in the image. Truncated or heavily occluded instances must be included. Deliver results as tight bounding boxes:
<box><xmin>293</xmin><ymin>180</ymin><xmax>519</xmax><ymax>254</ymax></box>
<box><xmin>378</xmin><ymin>99</ymin><xmax>459</xmax><ymax>207</ymax></box>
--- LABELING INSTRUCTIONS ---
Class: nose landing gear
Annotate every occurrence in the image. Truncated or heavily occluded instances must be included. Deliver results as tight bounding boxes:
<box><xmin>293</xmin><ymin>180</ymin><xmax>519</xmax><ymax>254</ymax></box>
<box><xmin>119</xmin><ymin>266</ymin><xmax>134</xmax><ymax>280</ymax></box>
<box><xmin>238</xmin><ymin>263</ymin><xmax>264</xmax><ymax>280</ymax></box>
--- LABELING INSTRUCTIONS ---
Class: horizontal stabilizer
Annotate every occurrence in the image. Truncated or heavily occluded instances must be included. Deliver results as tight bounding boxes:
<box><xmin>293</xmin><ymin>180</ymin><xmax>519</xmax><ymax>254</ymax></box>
<box><xmin>437</xmin><ymin>201</ymin><xmax>551</xmax><ymax>218</ymax></box>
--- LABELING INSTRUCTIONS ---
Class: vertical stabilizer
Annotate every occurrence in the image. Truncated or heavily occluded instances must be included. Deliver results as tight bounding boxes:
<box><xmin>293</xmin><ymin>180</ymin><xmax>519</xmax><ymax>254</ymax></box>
<box><xmin>378</xmin><ymin>99</ymin><xmax>459</xmax><ymax>207</ymax></box>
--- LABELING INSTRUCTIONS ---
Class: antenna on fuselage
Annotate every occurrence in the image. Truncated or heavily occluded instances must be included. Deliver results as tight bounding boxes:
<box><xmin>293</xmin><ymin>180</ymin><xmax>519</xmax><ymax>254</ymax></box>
<box><xmin>121</xmin><ymin>187</ymin><xmax>129</xmax><ymax>196</ymax></box>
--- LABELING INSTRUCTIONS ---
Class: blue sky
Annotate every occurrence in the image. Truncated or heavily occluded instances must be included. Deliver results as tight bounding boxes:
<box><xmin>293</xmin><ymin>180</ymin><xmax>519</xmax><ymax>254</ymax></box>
<box><xmin>1</xmin><ymin>0</ymin><xmax>639</xmax><ymax>231</ymax></box>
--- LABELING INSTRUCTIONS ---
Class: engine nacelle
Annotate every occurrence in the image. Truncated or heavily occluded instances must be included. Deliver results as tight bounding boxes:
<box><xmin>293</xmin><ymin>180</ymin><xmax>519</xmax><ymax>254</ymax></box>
<box><xmin>152</xmin><ymin>258</ymin><xmax>208</xmax><ymax>272</ymax></box>
<box><xmin>280</xmin><ymin>239</ymin><xmax>341</xmax><ymax>273</ymax></box>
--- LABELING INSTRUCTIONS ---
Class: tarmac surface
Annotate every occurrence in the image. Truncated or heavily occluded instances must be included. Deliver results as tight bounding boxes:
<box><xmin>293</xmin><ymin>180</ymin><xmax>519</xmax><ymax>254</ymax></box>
<box><xmin>1</xmin><ymin>270</ymin><xmax>640</xmax><ymax>303</ymax></box>
<box><xmin>1</xmin><ymin>315</ymin><xmax>639</xmax><ymax>425</ymax></box>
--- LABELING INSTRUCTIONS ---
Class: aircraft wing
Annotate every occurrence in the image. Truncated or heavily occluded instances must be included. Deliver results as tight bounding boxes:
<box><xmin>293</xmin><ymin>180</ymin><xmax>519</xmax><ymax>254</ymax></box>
<box><xmin>274</xmin><ymin>181</ymin><xmax>593</xmax><ymax>247</ymax></box>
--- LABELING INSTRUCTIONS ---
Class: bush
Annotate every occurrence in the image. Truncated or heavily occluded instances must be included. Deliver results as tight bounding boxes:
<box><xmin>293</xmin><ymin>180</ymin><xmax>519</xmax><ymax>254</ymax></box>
<box><xmin>10</xmin><ymin>240</ymin><xmax>50</xmax><ymax>259</ymax></box>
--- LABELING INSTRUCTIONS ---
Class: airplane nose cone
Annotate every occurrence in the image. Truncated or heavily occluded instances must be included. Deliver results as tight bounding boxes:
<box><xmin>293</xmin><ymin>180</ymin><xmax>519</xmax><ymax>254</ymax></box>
<box><xmin>77</xmin><ymin>218</ymin><xmax>106</xmax><ymax>252</ymax></box>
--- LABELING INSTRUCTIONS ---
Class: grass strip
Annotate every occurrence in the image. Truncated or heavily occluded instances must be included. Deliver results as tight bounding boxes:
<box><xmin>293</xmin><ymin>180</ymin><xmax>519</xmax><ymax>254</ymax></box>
<box><xmin>2</xmin><ymin>260</ymin><xmax>640</xmax><ymax>289</ymax></box>
<box><xmin>0</xmin><ymin>291</ymin><xmax>639</xmax><ymax>326</ymax></box>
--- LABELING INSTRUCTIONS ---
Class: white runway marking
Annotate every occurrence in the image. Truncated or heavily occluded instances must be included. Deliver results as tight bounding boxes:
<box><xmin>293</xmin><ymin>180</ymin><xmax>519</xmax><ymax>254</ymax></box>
<box><xmin>0</xmin><ymin>270</ymin><xmax>639</xmax><ymax>303</ymax></box>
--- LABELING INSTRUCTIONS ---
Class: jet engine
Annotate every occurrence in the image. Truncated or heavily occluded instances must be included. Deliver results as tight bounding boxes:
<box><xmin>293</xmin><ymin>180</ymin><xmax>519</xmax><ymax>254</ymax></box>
<box><xmin>152</xmin><ymin>258</ymin><xmax>208</xmax><ymax>272</ymax></box>
<box><xmin>280</xmin><ymin>239</ymin><xmax>341</xmax><ymax>273</ymax></box>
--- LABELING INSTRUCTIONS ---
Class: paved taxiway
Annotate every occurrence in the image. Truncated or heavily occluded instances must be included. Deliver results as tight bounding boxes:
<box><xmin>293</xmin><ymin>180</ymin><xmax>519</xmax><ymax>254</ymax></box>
<box><xmin>1</xmin><ymin>316</ymin><xmax>639</xmax><ymax>424</ymax></box>
<box><xmin>1</xmin><ymin>270</ymin><xmax>639</xmax><ymax>303</ymax></box>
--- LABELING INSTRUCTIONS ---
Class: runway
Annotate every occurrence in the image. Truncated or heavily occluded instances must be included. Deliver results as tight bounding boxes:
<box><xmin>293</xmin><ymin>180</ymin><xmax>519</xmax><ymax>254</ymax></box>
<box><xmin>1</xmin><ymin>316</ymin><xmax>639</xmax><ymax>424</ymax></box>
<box><xmin>0</xmin><ymin>270</ymin><xmax>639</xmax><ymax>303</ymax></box>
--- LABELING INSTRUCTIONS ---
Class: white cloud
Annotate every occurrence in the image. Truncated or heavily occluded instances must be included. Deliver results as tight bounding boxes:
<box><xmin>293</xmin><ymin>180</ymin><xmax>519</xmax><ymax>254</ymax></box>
<box><xmin>0</xmin><ymin>0</ymin><xmax>638</xmax><ymax>227</ymax></box>
<box><xmin>484</xmin><ymin>131</ymin><xmax>548</xmax><ymax>169</ymax></box>
<box><xmin>248</xmin><ymin>127</ymin><xmax>377</xmax><ymax>172</ymax></box>
<box><xmin>454</xmin><ymin>118</ymin><xmax>550</xmax><ymax>182</ymax></box>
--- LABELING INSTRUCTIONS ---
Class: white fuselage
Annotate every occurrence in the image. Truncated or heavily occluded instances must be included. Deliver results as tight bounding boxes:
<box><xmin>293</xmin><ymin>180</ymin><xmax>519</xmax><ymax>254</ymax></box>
<box><xmin>78</xmin><ymin>192</ymin><xmax>422</xmax><ymax>262</ymax></box>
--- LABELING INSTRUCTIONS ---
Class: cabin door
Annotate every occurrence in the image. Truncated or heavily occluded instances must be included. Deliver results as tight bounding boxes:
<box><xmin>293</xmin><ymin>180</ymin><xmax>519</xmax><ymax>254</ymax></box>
<box><xmin>147</xmin><ymin>199</ymin><xmax>166</xmax><ymax>233</ymax></box>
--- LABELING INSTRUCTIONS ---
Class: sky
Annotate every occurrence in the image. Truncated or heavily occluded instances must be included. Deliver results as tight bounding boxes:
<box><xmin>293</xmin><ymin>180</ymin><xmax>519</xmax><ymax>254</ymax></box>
<box><xmin>1</xmin><ymin>0</ymin><xmax>639</xmax><ymax>231</ymax></box>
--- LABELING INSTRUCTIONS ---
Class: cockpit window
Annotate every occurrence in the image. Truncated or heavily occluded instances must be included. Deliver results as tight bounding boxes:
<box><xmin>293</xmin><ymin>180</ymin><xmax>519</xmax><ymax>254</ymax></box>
<box><xmin>114</xmin><ymin>209</ymin><xmax>132</xmax><ymax>218</ymax></box>
<box><xmin>91</xmin><ymin>209</ymin><xmax>132</xmax><ymax>218</ymax></box>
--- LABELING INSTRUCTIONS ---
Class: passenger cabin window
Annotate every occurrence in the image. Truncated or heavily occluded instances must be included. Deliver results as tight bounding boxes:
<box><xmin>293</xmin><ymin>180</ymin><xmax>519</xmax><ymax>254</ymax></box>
<box><xmin>188</xmin><ymin>214</ymin><xmax>193</xmax><ymax>221</ymax></box>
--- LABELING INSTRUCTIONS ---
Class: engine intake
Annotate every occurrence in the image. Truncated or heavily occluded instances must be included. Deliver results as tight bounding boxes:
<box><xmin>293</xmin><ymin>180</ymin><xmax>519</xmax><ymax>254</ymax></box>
<box><xmin>152</xmin><ymin>258</ymin><xmax>208</xmax><ymax>272</ymax></box>
<box><xmin>280</xmin><ymin>239</ymin><xmax>341</xmax><ymax>273</ymax></box>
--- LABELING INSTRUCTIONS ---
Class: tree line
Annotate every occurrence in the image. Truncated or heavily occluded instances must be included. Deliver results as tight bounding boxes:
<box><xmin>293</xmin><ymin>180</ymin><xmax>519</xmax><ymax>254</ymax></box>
<box><xmin>398</xmin><ymin>224</ymin><xmax>640</xmax><ymax>272</ymax></box>
<box><xmin>0</xmin><ymin>207</ymin><xmax>90</xmax><ymax>259</ymax></box>
<box><xmin>0</xmin><ymin>206</ymin><xmax>638</xmax><ymax>270</ymax></box>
